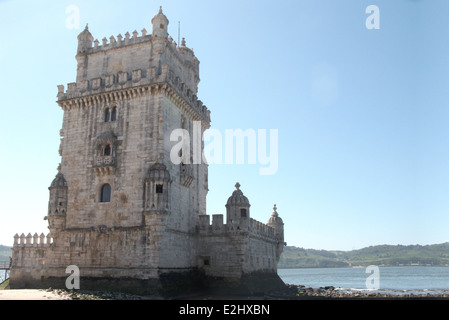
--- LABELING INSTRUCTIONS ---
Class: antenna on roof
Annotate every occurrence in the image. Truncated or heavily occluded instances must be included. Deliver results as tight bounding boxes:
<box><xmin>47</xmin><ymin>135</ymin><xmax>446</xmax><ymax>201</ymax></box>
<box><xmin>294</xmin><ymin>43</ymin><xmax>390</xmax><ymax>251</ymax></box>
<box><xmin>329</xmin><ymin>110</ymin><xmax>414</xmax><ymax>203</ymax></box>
<box><xmin>178</xmin><ymin>21</ymin><xmax>180</xmax><ymax>46</ymax></box>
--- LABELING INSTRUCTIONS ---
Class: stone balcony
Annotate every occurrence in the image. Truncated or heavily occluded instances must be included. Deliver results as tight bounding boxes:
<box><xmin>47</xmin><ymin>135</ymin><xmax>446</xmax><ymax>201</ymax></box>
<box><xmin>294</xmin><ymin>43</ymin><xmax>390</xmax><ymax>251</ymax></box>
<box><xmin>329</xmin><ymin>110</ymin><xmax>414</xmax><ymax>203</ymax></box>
<box><xmin>93</xmin><ymin>155</ymin><xmax>116</xmax><ymax>176</ymax></box>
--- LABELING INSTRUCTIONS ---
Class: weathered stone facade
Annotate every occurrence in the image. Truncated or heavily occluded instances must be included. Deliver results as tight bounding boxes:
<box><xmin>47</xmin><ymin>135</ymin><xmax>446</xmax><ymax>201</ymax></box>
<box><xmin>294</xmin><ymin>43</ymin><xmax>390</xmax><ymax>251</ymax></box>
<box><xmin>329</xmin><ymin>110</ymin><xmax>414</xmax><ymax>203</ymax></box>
<box><xmin>10</xmin><ymin>8</ymin><xmax>285</xmax><ymax>295</ymax></box>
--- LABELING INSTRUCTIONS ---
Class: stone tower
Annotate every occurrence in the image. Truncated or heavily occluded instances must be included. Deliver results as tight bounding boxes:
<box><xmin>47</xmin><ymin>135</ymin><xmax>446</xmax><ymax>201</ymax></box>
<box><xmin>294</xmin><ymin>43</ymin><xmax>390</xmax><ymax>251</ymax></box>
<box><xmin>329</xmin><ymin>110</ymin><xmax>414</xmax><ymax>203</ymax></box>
<box><xmin>10</xmin><ymin>8</ymin><xmax>285</xmax><ymax>295</ymax></box>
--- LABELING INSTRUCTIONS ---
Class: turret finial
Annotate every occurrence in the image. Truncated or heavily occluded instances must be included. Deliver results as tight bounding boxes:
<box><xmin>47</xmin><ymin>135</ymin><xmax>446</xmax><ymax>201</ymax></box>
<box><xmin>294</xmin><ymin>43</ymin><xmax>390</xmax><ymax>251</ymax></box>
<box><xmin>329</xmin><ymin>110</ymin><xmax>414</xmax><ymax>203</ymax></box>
<box><xmin>272</xmin><ymin>204</ymin><xmax>278</xmax><ymax>216</ymax></box>
<box><xmin>235</xmin><ymin>182</ymin><xmax>240</xmax><ymax>190</ymax></box>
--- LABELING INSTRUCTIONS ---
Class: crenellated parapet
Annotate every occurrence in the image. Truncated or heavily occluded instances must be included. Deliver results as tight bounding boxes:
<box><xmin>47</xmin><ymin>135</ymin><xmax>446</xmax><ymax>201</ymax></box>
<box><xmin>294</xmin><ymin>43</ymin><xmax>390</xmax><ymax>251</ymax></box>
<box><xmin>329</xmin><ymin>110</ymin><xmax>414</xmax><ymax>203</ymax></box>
<box><xmin>83</xmin><ymin>30</ymin><xmax>198</xmax><ymax>71</ymax></box>
<box><xmin>56</xmin><ymin>64</ymin><xmax>210</xmax><ymax>124</ymax></box>
<box><xmin>198</xmin><ymin>214</ymin><xmax>279</xmax><ymax>242</ymax></box>
<box><xmin>13</xmin><ymin>233</ymin><xmax>53</xmax><ymax>248</ymax></box>
<box><xmin>89</xmin><ymin>28</ymin><xmax>152</xmax><ymax>54</ymax></box>
<box><xmin>249</xmin><ymin>218</ymin><xmax>276</xmax><ymax>239</ymax></box>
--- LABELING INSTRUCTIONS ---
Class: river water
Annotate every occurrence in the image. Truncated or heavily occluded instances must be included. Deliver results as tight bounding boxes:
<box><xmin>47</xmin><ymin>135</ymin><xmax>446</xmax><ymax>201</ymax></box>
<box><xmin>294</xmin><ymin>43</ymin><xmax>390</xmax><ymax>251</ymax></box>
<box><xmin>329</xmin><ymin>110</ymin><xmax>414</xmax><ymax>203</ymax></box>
<box><xmin>278</xmin><ymin>266</ymin><xmax>449</xmax><ymax>295</ymax></box>
<box><xmin>3</xmin><ymin>266</ymin><xmax>449</xmax><ymax>296</ymax></box>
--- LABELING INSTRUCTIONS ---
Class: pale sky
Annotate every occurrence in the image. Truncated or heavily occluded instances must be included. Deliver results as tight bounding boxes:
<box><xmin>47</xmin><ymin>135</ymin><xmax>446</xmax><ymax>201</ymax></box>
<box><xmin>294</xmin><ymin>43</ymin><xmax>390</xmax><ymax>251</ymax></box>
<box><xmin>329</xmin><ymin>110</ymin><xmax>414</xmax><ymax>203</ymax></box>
<box><xmin>1</xmin><ymin>0</ymin><xmax>448</xmax><ymax>251</ymax></box>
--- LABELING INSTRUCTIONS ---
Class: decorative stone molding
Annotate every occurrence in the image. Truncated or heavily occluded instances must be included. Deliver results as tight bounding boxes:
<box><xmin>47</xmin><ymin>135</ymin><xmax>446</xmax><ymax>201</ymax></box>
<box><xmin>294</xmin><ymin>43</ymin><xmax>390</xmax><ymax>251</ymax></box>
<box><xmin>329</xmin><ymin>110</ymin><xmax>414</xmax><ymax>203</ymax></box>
<box><xmin>57</xmin><ymin>65</ymin><xmax>210</xmax><ymax>125</ymax></box>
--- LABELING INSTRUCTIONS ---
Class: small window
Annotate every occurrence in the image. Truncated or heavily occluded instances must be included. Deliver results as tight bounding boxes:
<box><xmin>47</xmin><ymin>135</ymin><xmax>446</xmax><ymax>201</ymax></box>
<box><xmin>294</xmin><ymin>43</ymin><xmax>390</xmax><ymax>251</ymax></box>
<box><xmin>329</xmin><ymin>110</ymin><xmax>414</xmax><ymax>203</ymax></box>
<box><xmin>100</xmin><ymin>184</ymin><xmax>111</xmax><ymax>203</ymax></box>
<box><xmin>203</xmin><ymin>259</ymin><xmax>210</xmax><ymax>266</ymax></box>
<box><xmin>111</xmin><ymin>107</ymin><xmax>117</xmax><ymax>121</ymax></box>
<box><xmin>240</xmin><ymin>208</ymin><xmax>247</xmax><ymax>218</ymax></box>
<box><xmin>160</xmin><ymin>24</ymin><xmax>164</xmax><ymax>29</ymax></box>
<box><xmin>104</xmin><ymin>108</ymin><xmax>110</xmax><ymax>122</ymax></box>
<box><xmin>103</xmin><ymin>145</ymin><xmax>111</xmax><ymax>156</ymax></box>
<box><xmin>156</xmin><ymin>184</ymin><xmax>163</xmax><ymax>194</ymax></box>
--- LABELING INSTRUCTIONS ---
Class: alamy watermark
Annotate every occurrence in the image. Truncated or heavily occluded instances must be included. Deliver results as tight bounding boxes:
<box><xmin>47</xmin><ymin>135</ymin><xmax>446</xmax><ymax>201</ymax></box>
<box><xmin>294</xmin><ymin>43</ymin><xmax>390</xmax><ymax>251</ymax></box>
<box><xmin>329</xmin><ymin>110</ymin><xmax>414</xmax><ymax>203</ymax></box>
<box><xmin>65</xmin><ymin>265</ymin><xmax>80</xmax><ymax>289</ymax></box>
<box><xmin>65</xmin><ymin>5</ymin><xmax>80</xmax><ymax>30</ymax></box>
<box><xmin>365</xmin><ymin>265</ymin><xmax>380</xmax><ymax>290</ymax></box>
<box><xmin>366</xmin><ymin>5</ymin><xmax>380</xmax><ymax>30</ymax></box>
<box><xmin>170</xmin><ymin>122</ymin><xmax>279</xmax><ymax>175</ymax></box>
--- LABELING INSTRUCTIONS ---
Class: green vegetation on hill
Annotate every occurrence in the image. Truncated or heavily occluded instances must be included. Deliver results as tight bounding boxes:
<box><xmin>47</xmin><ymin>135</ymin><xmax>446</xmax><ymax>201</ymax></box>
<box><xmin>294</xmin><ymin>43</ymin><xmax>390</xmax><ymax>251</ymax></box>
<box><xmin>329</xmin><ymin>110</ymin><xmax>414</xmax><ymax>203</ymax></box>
<box><xmin>2</xmin><ymin>243</ymin><xmax>449</xmax><ymax>268</ymax></box>
<box><xmin>279</xmin><ymin>243</ymin><xmax>449</xmax><ymax>268</ymax></box>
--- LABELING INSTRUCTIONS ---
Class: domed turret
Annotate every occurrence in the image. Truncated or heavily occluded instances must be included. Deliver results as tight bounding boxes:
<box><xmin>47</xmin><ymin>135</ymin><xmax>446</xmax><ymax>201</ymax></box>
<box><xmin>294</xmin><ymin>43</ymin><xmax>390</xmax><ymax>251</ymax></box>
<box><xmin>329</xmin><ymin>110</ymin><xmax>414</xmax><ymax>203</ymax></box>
<box><xmin>47</xmin><ymin>172</ymin><xmax>68</xmax><ymax>216</ymax></box>
<box><xmin>267</xmin><ymin>204</ymin><xmax>283</xmax><ymax>226</ymax></box>
<box><xmin>77</xmin><ymin>24</ymin><xmax>93</xmax><ymax>54</ymax></box>
<box><xmin>267</xmin><ymin>204</ymin><xmax>284</xmax><ymax>242</ymax></box>
<box><xmin>50</xmin><ymin>172</ymin><xmax>67</xmax><ymax>188</ymax></box>
<box><xmin>147</xmin><ymin>162</ymin><xmax>171</xmax><ymax>181</ymax></box>
<box><xmin>144</xmin><ymin>162</ymin><xmax>172</xmax><ymax>216</ymax></box>
<box><xmin>226</xmin><ymin>182</ymin><xmax>250</xmax><ymax>224</ymax></box>
<box><xmin>45</xmin><ymin>171</ymin><xmax>68</xmax><ymax>235</ymax></box>
<box><xmin>226</xmin><ymin>182</ymin><xmax>249</xmax><ymax>206</ymax></box>
<box><xmin>151</xmin><ymin>6</ymin><xmax>169</xmax><ymax>38</ymax></box>
<box><xmin>267</xmin><ymin>204</ymin><xmax>285</xmax><ymax>260</ymax></box>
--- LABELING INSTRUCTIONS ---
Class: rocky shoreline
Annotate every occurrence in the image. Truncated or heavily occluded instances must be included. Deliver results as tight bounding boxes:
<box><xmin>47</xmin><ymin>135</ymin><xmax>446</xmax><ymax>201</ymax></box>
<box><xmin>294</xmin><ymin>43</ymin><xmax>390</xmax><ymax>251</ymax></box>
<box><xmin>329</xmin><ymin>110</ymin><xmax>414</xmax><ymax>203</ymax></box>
<box><xmin>264</xmin><ymin>284</ymin><xmax>449</xmax><ymax>299</ymax></box>
<box><xmin>33</xmin><ymin>284</ymin><xmax>449</xmax><ymax>300</ymax></box>
<box><xmin>2</xmin><ymin>281</ymin><xmax>449</xmax><ymax>300</ymax></box>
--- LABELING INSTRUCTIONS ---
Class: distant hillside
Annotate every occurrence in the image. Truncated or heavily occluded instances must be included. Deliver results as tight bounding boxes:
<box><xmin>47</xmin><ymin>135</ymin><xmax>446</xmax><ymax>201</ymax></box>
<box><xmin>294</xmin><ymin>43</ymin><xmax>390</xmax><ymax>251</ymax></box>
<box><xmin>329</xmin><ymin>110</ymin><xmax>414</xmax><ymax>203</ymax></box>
<box><xmin>2</xmin><ymin>243</ymin><xmax>449</xmax><ymax>268</ymax></box>
<box><xmin>0</xmin><ymin>246</ymin><xmax>11</xmax><ymax>261</ymax></box>
<box><xmin>279</xmin><ymin>243</ymin><xmax>449</xmax><ymax>268</ymax></box>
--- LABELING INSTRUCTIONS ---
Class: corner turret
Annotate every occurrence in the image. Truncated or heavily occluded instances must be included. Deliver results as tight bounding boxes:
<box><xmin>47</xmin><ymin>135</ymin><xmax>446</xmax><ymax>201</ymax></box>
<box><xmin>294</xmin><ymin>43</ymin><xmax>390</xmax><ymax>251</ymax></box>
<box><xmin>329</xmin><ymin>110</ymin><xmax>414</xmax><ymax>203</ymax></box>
<box><xmin>151</xmin><ymin>6</ymin><xmax>169</xmax><ymax>38</ymax></box>
<box><xmin>44</xmin><ymin>170</ymin><xmax>68</xmax><ymax>236</ymax></box>
<box><xmin>267</xmin><ymin>204</ymin><xmax>284</xmax><ymax>239</ymax></box>
<box><xmin>267</xmin><ymin>204</ymin><xmax>285</xmax><ymax>260</ymax></box>
<box><xmin>77</xmin><ymin>24</ymin><xmax>93</xmax><ymax>54</ymax></box>
<box><xmin>226</xmin><ymin>182</ymin><xmax>251</xmax><ymax>225</ymax></box>
<box><xmin>144</xmin><ymin>162</ymin><xmax>172</xmax><ymax>216</ymax></box>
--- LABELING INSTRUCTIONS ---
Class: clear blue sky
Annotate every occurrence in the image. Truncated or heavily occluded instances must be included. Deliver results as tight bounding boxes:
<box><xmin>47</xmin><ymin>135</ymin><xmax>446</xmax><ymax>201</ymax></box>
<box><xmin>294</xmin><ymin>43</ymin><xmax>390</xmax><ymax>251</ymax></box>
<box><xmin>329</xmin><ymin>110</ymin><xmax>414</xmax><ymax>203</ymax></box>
<box><xmin>0</xmin><ymin>0</ymin><xmax>448</xmax><ymax>251</ymax></box>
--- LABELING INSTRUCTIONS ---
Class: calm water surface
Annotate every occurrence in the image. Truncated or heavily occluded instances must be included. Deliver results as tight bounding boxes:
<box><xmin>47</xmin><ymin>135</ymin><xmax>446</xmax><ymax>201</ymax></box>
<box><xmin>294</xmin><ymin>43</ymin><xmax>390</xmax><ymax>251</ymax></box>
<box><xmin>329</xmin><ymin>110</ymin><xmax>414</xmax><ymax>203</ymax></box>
<box><xmin>2</xmin><ymin>267</ymin><xmax>448</xmax><ymax>295</ymax></box>
<box><xmin>278</xmin><ymin>266</ymin><xmax>449</xmax><ymax>295</ymax></box>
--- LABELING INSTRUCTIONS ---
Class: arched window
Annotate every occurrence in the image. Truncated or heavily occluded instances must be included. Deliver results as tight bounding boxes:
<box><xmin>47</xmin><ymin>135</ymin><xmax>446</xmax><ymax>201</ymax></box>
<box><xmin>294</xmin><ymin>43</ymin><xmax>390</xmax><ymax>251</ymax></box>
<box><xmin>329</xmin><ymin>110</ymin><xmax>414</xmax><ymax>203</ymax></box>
<box><xmin>104</xmin><ymin>108</ymin><xmax>110</xmax><ymax>122</ymax></box>
<box><xmin>111</xmin><ymin>107</ymin><xmax>117</xmax><ymax>121</ymax></box>
<box><xmin>103</xmin><ymin>144</ymin><xmax>111</xmax><ymax>156</ymax></box>
<box><xmin>100</xmin><ymin>184</ymin><xmax>111</xmax><ymax>203</ymax></box>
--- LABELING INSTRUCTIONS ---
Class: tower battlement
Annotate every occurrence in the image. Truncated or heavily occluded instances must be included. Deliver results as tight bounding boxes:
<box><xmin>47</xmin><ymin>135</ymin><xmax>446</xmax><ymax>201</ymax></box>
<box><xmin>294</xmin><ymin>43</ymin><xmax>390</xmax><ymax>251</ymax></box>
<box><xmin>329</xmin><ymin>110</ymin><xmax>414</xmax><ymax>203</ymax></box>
<box><xmin>13</xmin><ymin>233</ymin><xmax>53</xmax><ymax>248</ymax></box>
<box><xmin>74</xmin><ymin>8</ymin><xmax>199</xmax><ymax>94</ymax></box>
<box><xmin>198</xmin><ymin>214</ymin><xmax>279</xmax><ymax>242</ymax></box>
<box><xmin>57</xmin><ymin>63</ymin><xmax>210</xmax><ymax>124</ymax></box>
<box><xmin>78</xmin><ymin>28</ymin><xmax>198</xmax><ymax>71</ymax></box>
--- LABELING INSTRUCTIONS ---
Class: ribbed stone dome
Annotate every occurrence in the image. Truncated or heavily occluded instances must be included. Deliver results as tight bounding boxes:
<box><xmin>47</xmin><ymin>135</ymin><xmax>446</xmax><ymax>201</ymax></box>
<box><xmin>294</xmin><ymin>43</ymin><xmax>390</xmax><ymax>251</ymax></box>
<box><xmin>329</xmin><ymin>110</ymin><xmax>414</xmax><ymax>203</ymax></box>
<box><xmin>151</xmin><ymin>6</ymin><xmax>169</xmax><ymax>24</ymax></box>
<box><xmin>148</xmin><ymin>162</ymin><xmax>171</xmax><ymax>180</ymax></box>
<box><xmin>226</xmin><ymin>182</ymin><xmax>250</xmax><ymax>206</ymax></box>
<box><xmin>77</xmin><ymin>24</ymin><xmax>93</xmax><ymax>39</ymax></box>
<box><xmin>267</xmin><ymin>204</ymin><xmax>283</xmax><ymax>225</ymax></box>
<box><xmin>50</xmin><ymin>172</ymin><xmax>67</xmax><ymax>188</ymax></box>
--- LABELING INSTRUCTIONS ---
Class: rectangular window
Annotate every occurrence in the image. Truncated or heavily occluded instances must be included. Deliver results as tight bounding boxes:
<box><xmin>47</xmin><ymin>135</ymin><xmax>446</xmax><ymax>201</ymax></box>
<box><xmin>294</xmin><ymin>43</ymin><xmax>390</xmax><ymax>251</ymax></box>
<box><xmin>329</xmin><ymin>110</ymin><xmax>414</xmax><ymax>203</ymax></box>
<box><xmin>156</xmin><ymin>184</ymin><xmax>163</xmax><ymax>194</ymax></box>
<box><xmin>240</xmin><ymin>208</ymin><xmax>247</xmax><ymax>217</ymax></box>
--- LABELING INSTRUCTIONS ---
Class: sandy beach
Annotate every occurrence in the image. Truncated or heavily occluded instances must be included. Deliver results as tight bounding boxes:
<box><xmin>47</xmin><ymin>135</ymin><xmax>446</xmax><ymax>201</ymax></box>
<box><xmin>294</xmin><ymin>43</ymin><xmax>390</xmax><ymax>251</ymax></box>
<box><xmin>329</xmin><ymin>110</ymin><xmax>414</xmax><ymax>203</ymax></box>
<box><xmin>0</xmin><ymin>289</ymin><xmax>70</xmax><ymax>300</ymax></box>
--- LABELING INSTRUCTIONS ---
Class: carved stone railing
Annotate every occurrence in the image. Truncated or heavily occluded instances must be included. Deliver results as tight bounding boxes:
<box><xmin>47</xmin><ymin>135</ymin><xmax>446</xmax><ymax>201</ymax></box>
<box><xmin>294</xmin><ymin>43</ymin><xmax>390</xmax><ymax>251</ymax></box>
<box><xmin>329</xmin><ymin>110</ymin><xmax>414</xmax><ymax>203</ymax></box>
<box><xmin>13</xmin><ymin>233</ymin><xmax>53</xmax><ymax>248</ymax></box>
<box><xmin>93</xmin><ymin>155</ymin><xmax>116</xmax><ymax>176</ymax></box>
<box><xmin>94</xmin><ymin>155</ymin><xmax>115</xmax><ymax>167</ymax></box>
